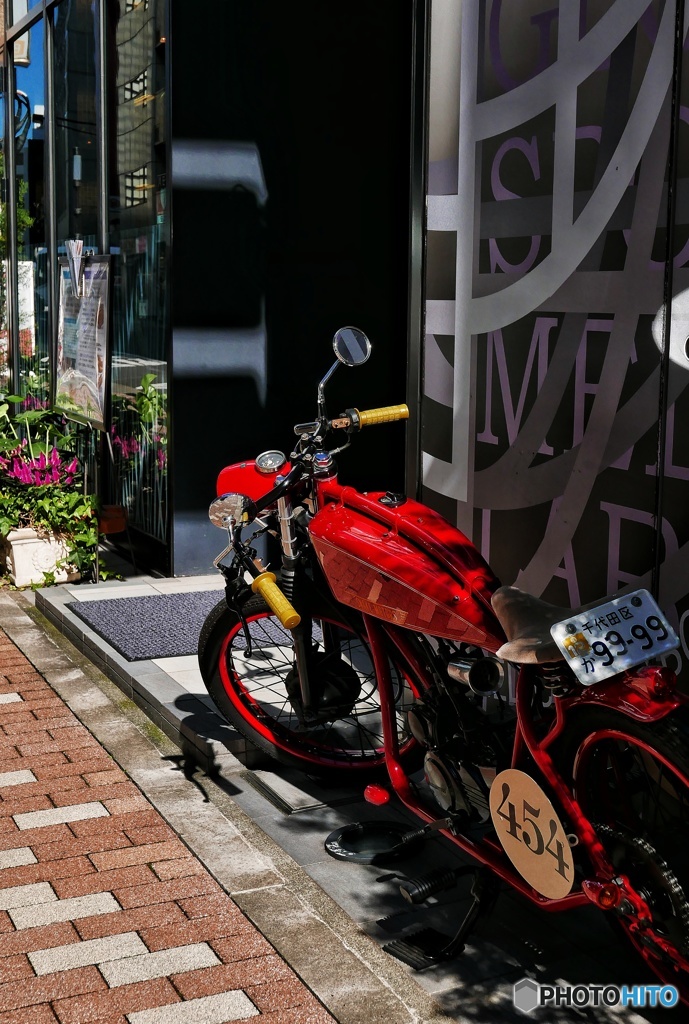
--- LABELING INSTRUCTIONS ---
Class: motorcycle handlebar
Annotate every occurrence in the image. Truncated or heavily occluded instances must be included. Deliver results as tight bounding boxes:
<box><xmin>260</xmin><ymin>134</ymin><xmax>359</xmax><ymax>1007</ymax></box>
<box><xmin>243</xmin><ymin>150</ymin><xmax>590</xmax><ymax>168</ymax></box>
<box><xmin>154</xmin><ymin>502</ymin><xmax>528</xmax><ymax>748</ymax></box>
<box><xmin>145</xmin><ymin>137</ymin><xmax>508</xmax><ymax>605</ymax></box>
<box><xmin>251</xmin><ymin>571</ymin><xmax>301</xmax><ymax>630</ymax></box>
<box><xmin>330</xmin><ymin>404</ymin><xmax>410</xmax><ymax>431</ymax></box>
<box><xmin>355</xmin><ymin>404</ymin><xmax>409</xmax><ymax>427</ymax></box>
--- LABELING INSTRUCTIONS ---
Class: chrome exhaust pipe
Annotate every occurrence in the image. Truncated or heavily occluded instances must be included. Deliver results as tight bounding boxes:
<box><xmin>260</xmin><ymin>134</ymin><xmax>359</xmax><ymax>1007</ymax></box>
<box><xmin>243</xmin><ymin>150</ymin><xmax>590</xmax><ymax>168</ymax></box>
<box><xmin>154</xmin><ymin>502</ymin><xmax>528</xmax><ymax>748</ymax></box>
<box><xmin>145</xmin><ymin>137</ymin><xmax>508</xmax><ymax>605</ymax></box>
<box><xmin>448</xmin><ymin>656</ymin><xmax>505</xmax><ymax>695</ymax></box>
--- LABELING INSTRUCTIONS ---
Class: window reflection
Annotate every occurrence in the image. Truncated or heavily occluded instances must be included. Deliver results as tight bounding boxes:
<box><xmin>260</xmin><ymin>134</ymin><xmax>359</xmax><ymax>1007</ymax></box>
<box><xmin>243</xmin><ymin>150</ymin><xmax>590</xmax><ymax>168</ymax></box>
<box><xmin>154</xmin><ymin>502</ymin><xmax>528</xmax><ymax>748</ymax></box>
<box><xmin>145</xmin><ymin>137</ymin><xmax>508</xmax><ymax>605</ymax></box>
<box><xmin>107</xmin><ymin>0</ymin><xmax>168</xmax><ymax>545</ymax></box>
<box><xmin>0</xmin><ymin>81</ymin><xmax>6</xmax><ymax>392</ymax></box>
<box><xmin>53</xmin><ymin>1</ymin><xmax>99</xmax><ymax>249</ymax></box>
<box><xmin>9</xmin><ymin>1</ymin><xmax>43</xmax><ymax>28</ymax></box>
<box><xmin>13</xmin><ymin>21</ymin><xmax>48</xmax><ymax>401</ymax></box>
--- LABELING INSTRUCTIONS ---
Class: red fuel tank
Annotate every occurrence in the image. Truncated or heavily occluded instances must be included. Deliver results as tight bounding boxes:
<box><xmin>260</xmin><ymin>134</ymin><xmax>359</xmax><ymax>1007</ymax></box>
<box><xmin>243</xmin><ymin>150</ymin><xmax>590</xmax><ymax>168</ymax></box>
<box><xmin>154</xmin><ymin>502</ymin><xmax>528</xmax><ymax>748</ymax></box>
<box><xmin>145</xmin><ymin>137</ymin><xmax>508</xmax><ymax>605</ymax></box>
<box><xmin>216</xmin><ymin>459</ymin><xmax>292</xmax><ymax>501</ymax></box>
<box><xmin>309</xmin><ymin>485</ymin><xmax>504</xmax><ymax>650</ymax></box>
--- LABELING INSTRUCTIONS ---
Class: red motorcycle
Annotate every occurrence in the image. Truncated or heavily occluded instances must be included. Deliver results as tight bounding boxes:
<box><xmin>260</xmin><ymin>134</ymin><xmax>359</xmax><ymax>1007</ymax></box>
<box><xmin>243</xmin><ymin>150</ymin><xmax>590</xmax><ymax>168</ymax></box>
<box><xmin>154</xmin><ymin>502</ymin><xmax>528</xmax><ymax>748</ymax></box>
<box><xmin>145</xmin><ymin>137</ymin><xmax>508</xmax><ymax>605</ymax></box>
<box><xmin>199</xmin><ymin>327</ymin><xmax>689</xmax><ymax>997</ymax></box>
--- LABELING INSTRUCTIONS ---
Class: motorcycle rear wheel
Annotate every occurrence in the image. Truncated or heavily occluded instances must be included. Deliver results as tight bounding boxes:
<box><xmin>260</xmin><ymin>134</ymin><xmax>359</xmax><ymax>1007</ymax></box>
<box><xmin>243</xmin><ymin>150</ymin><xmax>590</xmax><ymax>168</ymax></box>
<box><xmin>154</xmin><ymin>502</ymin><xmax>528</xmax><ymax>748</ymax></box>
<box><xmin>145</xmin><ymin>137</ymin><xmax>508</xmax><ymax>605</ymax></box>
<box><xmin>198</xmin><ymin>594</ymin><xmax>421</xmax><ymax>779</ymax></box>
<box><xmin>560</xmin><ymin>706</ymin><xmax>689</xmax><ymax>1000</ymax></box>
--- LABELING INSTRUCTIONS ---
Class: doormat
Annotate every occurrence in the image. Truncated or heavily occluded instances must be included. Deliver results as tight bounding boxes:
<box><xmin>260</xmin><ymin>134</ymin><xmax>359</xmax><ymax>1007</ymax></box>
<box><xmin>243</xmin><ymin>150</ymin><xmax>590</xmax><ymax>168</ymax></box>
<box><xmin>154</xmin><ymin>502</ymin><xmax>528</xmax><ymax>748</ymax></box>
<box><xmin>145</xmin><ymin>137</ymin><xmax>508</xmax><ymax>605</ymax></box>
<box><xmin>66</xmin><ymin>590</ymin><xmax>223</xmax><ymax>662</ymax></box>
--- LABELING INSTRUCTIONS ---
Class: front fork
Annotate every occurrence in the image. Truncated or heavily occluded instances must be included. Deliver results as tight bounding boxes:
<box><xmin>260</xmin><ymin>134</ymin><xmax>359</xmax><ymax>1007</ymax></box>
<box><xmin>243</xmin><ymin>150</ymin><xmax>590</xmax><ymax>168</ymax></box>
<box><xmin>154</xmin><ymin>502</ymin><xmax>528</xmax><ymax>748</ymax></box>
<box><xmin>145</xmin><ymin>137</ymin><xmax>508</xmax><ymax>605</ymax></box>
<box><xmin>277</xmin><ymin>495</ymin><xmax>314</xmax><ymax>715</ymax></box>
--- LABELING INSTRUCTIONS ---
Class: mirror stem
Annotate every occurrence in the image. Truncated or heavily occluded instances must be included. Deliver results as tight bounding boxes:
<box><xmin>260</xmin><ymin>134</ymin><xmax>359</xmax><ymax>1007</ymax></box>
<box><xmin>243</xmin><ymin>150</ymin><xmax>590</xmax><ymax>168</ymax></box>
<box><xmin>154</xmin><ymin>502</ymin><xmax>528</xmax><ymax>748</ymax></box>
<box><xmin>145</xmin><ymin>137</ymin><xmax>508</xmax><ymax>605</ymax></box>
<box><xmin>317</xmin><ymin>359</ymin><xmax>340</xmax><ymax>419</ymax></box>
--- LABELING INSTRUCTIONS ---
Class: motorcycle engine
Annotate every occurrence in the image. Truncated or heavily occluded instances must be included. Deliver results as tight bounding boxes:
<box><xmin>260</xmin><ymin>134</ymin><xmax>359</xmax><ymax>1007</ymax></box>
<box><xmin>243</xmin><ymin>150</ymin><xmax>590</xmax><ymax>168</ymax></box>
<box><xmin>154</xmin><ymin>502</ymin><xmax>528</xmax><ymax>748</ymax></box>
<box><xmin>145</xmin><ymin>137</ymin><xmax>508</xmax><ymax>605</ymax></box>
<box><xmin>409</xmin><ymin>696</ymin><xmax>498</xmax><ymax>823</ymax></box>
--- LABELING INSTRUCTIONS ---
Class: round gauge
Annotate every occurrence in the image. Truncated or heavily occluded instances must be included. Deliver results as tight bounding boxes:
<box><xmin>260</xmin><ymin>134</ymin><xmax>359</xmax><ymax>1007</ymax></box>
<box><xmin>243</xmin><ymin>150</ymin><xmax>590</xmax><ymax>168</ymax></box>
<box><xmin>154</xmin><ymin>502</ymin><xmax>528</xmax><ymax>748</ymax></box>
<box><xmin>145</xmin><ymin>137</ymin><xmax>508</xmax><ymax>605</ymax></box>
<box><xmin>255</xmin><ymin>450</ymin><xmax>287</xmax><ymax>475</ymax></box>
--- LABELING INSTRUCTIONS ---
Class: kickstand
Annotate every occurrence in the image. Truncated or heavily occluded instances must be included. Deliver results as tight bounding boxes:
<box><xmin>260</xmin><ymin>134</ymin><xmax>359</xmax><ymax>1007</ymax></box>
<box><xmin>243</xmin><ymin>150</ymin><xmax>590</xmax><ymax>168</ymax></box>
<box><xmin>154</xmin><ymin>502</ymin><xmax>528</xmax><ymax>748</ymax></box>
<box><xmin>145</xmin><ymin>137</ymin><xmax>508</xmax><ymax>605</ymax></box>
<box><xmin>383</xmin><ymin>868</ymin><xmax>500</xmax><ymax>971</ymax></box>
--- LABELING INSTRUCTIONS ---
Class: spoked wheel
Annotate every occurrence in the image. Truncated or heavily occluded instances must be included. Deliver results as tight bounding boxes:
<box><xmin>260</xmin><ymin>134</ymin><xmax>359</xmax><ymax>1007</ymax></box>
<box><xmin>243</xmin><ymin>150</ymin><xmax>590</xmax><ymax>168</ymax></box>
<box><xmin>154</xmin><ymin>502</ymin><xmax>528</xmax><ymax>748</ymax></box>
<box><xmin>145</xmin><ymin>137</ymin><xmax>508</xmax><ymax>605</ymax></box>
<box><xmin>198</xmin><ymin>595</ymin><xmax>421</xmax><ymax>779</ymax></box>
<box><xmin>561</xmin><ymin>707</ymin><xmax>689</xmax><ymax>1000</ymax></box>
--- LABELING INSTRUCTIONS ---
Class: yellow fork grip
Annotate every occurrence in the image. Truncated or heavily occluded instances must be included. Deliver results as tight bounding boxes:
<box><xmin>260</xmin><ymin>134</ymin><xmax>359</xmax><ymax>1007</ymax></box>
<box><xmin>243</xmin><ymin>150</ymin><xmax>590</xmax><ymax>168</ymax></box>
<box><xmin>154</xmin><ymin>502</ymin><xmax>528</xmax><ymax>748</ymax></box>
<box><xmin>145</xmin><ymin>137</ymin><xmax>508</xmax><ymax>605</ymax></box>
<box><xmin>356</xmin><ymin>404</ymin><xmax>409</xmax><ymax>427</ymax></box>
<box><xmin>251</xmin><ymin>572</ymin><xmax>301</xmax><ymax>630</ymax></box>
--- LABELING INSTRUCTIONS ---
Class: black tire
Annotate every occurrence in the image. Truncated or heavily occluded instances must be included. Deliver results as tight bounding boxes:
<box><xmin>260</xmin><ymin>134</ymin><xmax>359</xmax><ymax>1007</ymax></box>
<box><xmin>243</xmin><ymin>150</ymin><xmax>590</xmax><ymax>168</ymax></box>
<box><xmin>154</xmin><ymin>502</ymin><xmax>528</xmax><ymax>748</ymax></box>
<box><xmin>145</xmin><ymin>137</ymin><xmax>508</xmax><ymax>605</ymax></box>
<box><xmin>558</xmin><ymin>705</ymin><xmax>689</xmax><ymax>998</ymax></box>
<box><xmin>198</xmin><ymin>594</ymin><xmax>421</xmax><ymax>780</ymax></box>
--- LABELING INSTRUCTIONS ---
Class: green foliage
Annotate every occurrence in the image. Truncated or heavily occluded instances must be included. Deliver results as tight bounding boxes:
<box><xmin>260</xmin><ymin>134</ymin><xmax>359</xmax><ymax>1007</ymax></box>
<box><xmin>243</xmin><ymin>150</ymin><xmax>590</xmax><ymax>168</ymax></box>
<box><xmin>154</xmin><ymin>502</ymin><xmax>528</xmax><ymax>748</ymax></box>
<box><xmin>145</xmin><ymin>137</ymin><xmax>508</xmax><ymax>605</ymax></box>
<box><xmin>0</xmin><ymin>153</ymin><xmax>35</xmax><ymax>261</ymax></box>
<box><xmin>0</xmin><ymin>388</ymin><xmax>99</xmax><ymax>583</ymax></box>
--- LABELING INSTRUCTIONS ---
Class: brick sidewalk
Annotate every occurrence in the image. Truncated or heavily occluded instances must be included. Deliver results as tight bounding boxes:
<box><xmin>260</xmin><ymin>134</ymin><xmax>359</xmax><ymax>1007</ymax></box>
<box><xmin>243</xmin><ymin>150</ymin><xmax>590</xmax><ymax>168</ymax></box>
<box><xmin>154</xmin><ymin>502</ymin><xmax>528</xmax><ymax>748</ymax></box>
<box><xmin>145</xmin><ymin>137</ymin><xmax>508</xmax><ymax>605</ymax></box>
<box><xmin>0</xmin><ymin>627</ymin><xmax>336</xmax><ymax>1024</ymax></box>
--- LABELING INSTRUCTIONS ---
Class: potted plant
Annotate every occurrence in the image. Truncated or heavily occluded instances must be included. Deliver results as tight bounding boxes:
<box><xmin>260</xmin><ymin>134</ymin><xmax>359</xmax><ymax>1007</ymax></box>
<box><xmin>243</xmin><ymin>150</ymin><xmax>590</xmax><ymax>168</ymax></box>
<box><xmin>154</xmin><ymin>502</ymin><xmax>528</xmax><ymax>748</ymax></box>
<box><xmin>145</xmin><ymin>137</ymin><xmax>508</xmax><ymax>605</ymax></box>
<box><xmin>0</xmin><ymin>382</ymin><xmax>98</xmax><ymax>586</ymax></box>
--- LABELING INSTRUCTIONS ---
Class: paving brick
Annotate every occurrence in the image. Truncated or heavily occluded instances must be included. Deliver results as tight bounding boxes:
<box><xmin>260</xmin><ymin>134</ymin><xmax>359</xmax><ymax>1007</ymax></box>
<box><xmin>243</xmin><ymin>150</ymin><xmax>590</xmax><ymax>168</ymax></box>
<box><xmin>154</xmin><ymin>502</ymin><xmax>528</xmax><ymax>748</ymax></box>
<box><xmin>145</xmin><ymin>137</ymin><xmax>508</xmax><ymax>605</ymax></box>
<box><xmin>52</xmin><ymin>864</ymin><xmax>156</xmax><ymax>900</ymax></box>
<box><xmin>17</xmin><ymin>738</ymin><xmax>94</xmax><ymax>759</ymax></box>
<box><xmin>0</xmin><ymin>795</ymin><xmax>54</xmax><ymax>819</ymax></box>
<box><xmin>51</xmin><ymin>977</ymin><xmax>180</xmax><ymax>1023</ymax></box>
<box><xmin>52</xmin><ymin>784</ymin><xmax>141</xmax><ymax>809</ymax></box>
<box><xmin>0</xmin><ymin>769</ymin><xmax>36</xmax><ymax>787</ymax></box>
<box><xmin>0</xmin><ymin>881</ymin><xmax>56</xmax><ymax>910</ymax></box>
<box><xmin>0</xmin><ymin>825</ymin><xmax>70</xmax><ymax>852</ymax></box>
<box><xmin>89</xmin><ymin>840</ymin><xmax>186</xmax><ymax>873</ymax></box>
<box><xmin>126</xmin><ymin>991</ymin><xmax>259</xmax><ymax>1024</ymax></box>
<box><xmin>171</xmin><ymin>955</ymin><xmax>293</xmax><ymax>1000</ymax></box>
<box><xmin>0</xmin><ymin>964</ymin><xmax>106</xmax><ymax>1012</ymax></box>
<box><xmin>34</xmin><ymin>833</ymin><xmax>132</xmax><ymax>864</ymax></box>
<box><xmin>114</xmin><ymin>875</ymin><xmax>220</xmax><ymax>910</ymax></box>
<box><xmin>0</xmin><ymin>846</ymin><xmax>37</xmax><ymax>869</ymax></box>
<box><xmin>0</xmin><ymin>753</ymin><xmax>20</xmax><ymax>769</ymax></box>
<box><xmin>2</xmin><ymin>718</ymin><xmax>76</xmax><ymax>737</ymax></box>
<box><xmin>101</xmin><ymin>797</ymin><xmax>152</xmax><ymax>816</ymax></box>
<box><xmin>82</xmin><ymin>769</ymin><xmax>127</xmax><ymax>787</ymax></box>
<box><xmin>10</xmin><ymin>891</ymin><xmax>121</xmax><ymax>930</ymax></box>
<box><xmin>0</xmin><ymin>695</ymin><xmax>21</xmax><ymax>706</ymax></box>
<box><xmin>32</xmin><ymin>705</ymin><xmax>74</xmax><ymax>719</ymax></box>
<box><xmin>29</xmin><ymin>931</ymin><xmax>147</xmax><ymax>975</ymax></box>
<box><xmin>2</xmin><ymin>753</ymin><xmax>66</xmax><ymax>773</ymax></box>
<box><xmin>1</xmin><ymin>778</ymin><xmax>89</xmax><ymax>801</ymax></box>
<box><xmin>69</xmin><ymin>811</ymin><xmax>160</xmax><ymax>838</ymax></box>
<box><xmin>209</xmin><ymin>931</ymin><xmax>274</xmax><ymax>962</ymax></box>
<box><xmin>14</xmin><ymin>803</ymin><xmax>110</xmax><ymax>831</ymax></box>
<box><xmin>122</xmin><ymin>826</ymin><xmax>176</xmax><ymax>845</ymax></box>
<box><xmin>0</xmin><ymin>1005</ymin><xmax>61</xmax><ymax>1024</ymax></box>
<box><xmin>0</xmin><ymin>855</ymin><xmax>95</xmax><ymax>889</ymax></box>
<box><xmin>177</xmin><ymin>893</ymin><xmax>235</xmax><ymax>920</ymax></box>
<box><xmin>31</xmin><ymin>759</ymin><xmax>113</xmax><ymax>783</ymax></box>
<box><xmin>0</xmin><ymin>915</ymin><xmax>12</xmax><ymax>934</ymax></box>
<box><xmin>254</xmin><ymin>1007</ymin><xmax>335</xmax><ymax>1024</ymax></box>
<box><xmin>0</xmin><ymin>920</ymin><xmax>79</xmax><ymax>956</ymax></box>
<box><xmin>150</xmin><ymin>857</ymin><xmax>205</xmax><ymax>881</ymax></box>
<box><xmin>0</xmin><ymin>951</ymin><xmax>35</xmax><ymax>984</ymax></box>
<box><xmin>74</xmin><ymin>902</ymin><xmax>187</xmax><ymax>941</ymax></box>
<box><xmin>248</xmin><ymin>977</ymin><xmax>316</xmax><ymax>1013</ymax></box>
<box><xmin>100</xmin><ymin>942</ymin><xmax>219</xmax><ymax>988</ymax></box>
<box><xmin>139</xmin><ymin>912</ymin><xmax>253</xmax><ymax>953</ymax></box>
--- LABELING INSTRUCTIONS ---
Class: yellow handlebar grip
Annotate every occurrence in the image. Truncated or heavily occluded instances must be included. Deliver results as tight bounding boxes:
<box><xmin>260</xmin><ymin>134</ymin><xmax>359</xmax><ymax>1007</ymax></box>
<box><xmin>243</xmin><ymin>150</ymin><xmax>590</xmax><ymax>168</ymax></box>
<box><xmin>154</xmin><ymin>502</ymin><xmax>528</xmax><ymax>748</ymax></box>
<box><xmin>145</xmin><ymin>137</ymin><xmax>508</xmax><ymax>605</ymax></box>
<box><xmin>356</xmin><ymin>404</ymin><xmax>410</xmax><ymax>427</ymax></box>
<box><xmin>251</xmin><ymin>572</ymin><xmax>301</xmax><ymax>630</ymax></box>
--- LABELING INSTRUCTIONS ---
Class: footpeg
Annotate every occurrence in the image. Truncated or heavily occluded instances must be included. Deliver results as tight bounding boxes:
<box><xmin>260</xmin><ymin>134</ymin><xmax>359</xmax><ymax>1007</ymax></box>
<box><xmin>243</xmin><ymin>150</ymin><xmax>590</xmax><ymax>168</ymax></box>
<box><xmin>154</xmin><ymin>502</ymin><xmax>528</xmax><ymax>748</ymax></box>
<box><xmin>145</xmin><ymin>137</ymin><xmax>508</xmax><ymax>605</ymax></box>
<box><xmin>399</xmin><ymin>867</ymin><xmax>465</xmax><ymax>905</ymax></box>
<box><xmin>384</xmin><ymin>928</ymin><xmax>457</xmax><ymax>970</ymax></box>
<box><xmin>383</xmin><ymin>868</ymin><xmax>500</xmax><ymax>970</ymax></box>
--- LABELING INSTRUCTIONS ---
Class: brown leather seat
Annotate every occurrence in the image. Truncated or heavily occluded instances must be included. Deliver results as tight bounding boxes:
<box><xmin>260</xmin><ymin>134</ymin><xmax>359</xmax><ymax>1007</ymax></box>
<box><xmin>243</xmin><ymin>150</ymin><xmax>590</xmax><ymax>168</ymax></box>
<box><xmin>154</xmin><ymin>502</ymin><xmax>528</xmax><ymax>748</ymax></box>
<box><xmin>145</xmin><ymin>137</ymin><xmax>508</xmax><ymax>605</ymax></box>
<box><xmin>491</xmin><ymin>586</ymin><xmax>575</xmax><ymax>664</ymax></box>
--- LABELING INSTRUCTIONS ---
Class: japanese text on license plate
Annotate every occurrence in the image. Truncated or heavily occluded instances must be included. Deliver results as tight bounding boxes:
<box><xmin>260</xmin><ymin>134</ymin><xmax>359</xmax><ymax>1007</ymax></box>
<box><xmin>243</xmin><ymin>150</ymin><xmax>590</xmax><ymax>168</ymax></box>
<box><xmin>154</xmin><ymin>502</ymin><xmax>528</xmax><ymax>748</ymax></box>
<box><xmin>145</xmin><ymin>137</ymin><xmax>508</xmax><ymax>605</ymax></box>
<box><xmin>549</xmin><ymin>589</ymin><xmax>679</xmax><ymax>686</ymax></box>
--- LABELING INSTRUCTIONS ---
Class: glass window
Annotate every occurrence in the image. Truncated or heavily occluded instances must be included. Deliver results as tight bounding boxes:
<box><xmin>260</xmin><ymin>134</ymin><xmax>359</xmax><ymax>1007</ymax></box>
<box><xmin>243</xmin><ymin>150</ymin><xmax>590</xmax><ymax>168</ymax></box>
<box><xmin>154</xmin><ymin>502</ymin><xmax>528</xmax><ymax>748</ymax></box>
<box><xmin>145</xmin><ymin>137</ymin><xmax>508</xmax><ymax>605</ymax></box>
<box><xmin>13</xmin><ymin>20</ymin><xmax>49</xmax><ymax>399</ymax></box>
<box><xmin>107</xmin><ymin>0</ymin><xmax>168</xmax><ymax>546</ymax></box>
<box><xmin>9</xmin><ymin>1</ymin><xmax>43</xmax><ymax>28</ymax></box>
<box><xmin>53</xmin><ymin>0</ymin><xmax>99</xmax><ymax>251</ymax></box>
<box><xmin>0</xmin><ymin>75</ymin><xmax>6</xmax><ymax>392</ymax></box>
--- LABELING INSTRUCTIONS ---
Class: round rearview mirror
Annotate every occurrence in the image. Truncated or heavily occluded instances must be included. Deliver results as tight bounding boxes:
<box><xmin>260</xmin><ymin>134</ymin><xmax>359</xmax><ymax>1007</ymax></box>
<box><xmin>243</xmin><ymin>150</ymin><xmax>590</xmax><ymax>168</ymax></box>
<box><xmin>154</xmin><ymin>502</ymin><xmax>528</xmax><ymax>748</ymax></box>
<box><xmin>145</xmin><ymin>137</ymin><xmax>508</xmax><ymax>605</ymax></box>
<box><xmin>333</xmin><ymin>326</ymin><xmax>371</xmax><ymax>367</ymax></box>
<box><xmin>208</xmin><ymin>492</ymin><xmax>257</xmax><ymax>529</ymax></box>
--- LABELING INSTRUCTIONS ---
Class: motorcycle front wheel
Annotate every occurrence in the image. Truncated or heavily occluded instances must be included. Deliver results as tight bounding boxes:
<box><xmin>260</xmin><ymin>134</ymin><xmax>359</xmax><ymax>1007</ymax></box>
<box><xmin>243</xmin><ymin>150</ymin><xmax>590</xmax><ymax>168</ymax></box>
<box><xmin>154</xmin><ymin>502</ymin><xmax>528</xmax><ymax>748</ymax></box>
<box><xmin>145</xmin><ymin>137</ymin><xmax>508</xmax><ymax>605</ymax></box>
<box><xmin>198</xmin><ymin>594</ymin><xmax>421</xmax><ymax>779</ymax></box>
<box><xmin>560</xmin><ymin>706</ymin><xmax>689</xmax><ymax>1001</ymax></box>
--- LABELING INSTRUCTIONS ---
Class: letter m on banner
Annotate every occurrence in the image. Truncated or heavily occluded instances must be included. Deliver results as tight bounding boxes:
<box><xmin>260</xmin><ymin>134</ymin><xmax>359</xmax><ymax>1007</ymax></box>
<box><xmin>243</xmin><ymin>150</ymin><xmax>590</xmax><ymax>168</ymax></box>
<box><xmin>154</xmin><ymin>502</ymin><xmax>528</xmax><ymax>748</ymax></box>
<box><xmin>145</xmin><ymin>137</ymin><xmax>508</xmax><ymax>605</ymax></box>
<box><xmin>478</xmin><ymin>316</ymin><xmax>558</xmax><ymax>455</ymax></box>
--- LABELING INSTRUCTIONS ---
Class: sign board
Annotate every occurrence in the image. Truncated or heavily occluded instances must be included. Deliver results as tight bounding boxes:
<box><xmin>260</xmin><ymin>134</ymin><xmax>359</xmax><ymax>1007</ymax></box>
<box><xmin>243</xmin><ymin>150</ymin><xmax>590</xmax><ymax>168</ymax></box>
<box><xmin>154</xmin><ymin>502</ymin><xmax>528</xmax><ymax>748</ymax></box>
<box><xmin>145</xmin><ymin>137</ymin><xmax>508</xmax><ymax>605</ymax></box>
<box><xmin>54</xmin><ymin>256</ymin><xmax>110</xmax><ymax>431</ymax></box>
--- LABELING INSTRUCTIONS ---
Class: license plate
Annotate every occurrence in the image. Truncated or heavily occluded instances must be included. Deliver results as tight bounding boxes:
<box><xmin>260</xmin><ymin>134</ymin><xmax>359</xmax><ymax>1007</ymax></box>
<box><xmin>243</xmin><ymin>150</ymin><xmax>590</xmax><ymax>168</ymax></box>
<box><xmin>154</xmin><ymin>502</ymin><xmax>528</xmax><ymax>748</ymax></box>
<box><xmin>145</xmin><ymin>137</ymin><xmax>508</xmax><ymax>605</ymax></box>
<box><xmin>549</xmin><ymin>589</ymin><xmax>679</xmax><ymax>686</ymax></box>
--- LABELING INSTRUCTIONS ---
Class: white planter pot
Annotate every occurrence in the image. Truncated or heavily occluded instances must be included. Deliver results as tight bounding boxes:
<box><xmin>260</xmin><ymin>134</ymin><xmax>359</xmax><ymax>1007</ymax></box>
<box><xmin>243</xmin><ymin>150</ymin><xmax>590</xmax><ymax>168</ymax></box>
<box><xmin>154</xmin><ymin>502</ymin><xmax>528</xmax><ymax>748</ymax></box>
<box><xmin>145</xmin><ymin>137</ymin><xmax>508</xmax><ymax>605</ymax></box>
<box><xmin>1</xmin><ymin>528</ymin><xmax>79</xmax><ymax>587</ymax></box>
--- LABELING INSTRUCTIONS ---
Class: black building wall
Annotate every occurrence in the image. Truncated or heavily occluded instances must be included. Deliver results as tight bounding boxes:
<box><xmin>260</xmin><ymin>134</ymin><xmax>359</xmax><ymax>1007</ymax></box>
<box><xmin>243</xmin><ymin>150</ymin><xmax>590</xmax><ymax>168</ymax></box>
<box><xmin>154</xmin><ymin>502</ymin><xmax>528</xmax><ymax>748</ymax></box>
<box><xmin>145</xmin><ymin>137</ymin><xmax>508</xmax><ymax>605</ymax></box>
<box><xmin>169</xmin><ymin>0</ymin><xmax>416</xmax><ymax>574</ymax></box>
